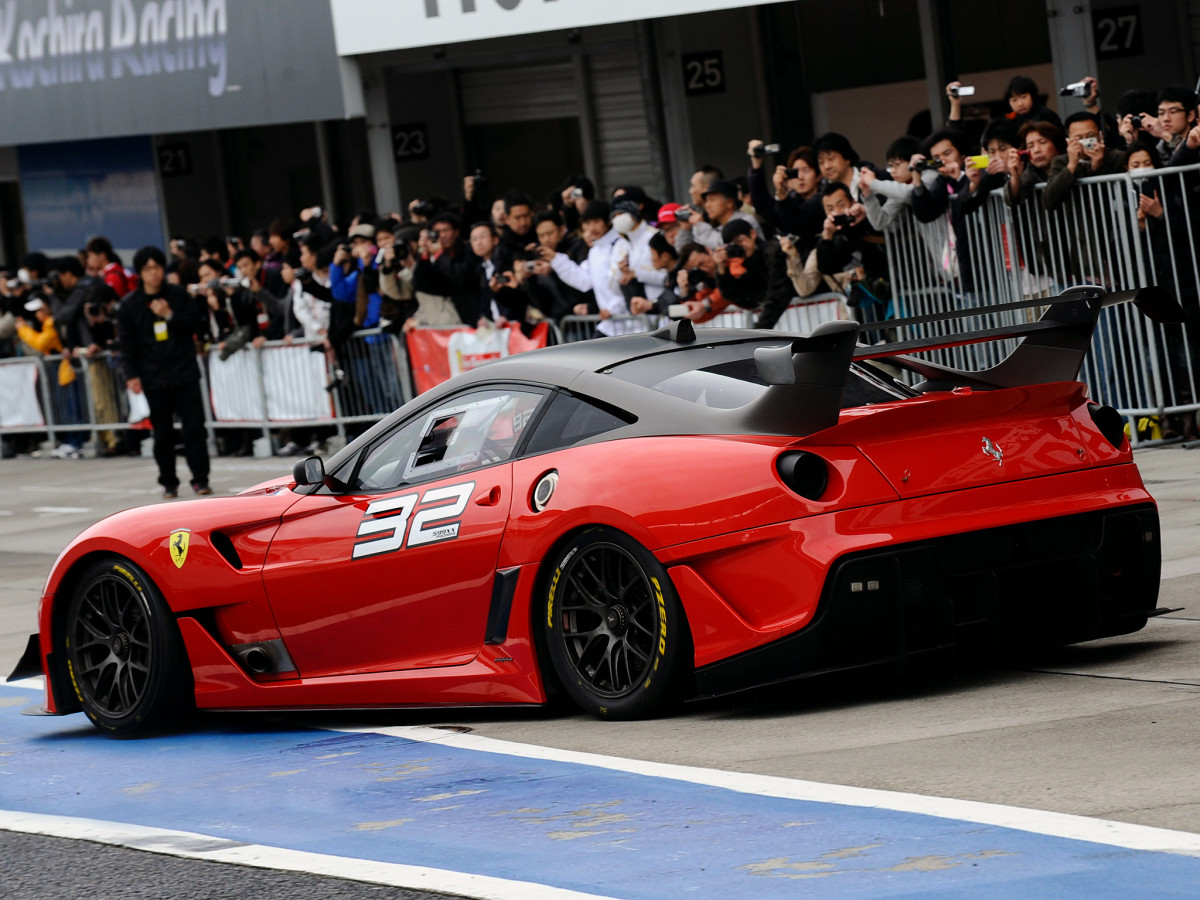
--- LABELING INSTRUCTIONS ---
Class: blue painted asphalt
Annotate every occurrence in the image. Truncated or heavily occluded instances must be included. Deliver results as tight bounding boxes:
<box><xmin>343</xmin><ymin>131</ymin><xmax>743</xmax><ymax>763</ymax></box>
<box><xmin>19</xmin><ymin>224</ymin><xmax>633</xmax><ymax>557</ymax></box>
<box><xmin>1</xmin><ymin>684</ymin><xmax>1198</xmax><ymax>898</ymax></box>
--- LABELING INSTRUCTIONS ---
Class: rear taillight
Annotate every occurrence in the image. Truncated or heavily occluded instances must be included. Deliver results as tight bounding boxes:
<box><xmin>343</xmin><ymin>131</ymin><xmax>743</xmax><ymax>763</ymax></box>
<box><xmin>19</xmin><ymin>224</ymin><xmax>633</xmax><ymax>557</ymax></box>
<box><xmin>777</xmin><ymin>450</ymin><xmax>829</xmax><ymax>500</ymax></box>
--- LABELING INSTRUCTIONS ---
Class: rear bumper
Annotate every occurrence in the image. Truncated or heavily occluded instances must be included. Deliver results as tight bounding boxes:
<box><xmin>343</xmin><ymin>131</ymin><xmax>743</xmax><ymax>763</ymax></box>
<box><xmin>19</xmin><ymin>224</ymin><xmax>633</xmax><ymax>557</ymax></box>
<box><xmin>694</xmin><ymin>503</ymin><xmax>1160</xmax><ymax>698</ymax></box>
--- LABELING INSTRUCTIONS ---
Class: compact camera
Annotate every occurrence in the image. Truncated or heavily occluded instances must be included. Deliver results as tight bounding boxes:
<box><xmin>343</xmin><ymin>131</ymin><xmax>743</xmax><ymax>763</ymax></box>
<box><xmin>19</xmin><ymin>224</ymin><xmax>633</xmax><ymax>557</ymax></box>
<box><xmin>950</xmin><ymin>85</ymin><xmax>975</xmax><ymax>97</ymax></box>
<box><xmin>1131</xmin><ymin>115</ymin><xmax>1144</xmax><ymax>129</ymax></box>
<box><xmin>832</xmin><ymin>214</ymin><xmax>855</xmax><ymax>227</ymax></box>
<box><xmin>1079</xmin><ymin>137</ymin><xmax>1099</xmax><ymax>151</ymax></box>
<box><xmin>751</xmin><ymin>142</ymin><xmax>782</xmax><ymax>159</ymax></box>
<box><xmin>411</xmin><ymin>201</ymin><xmax>435</xmax><ymax>218</ymax></box>
<box><xmin>912</xmin><ymin>158</ymin><xmax>944</xmax><ymax>172</ymax></box>
<box><xmin>723</xmin><ymin>242</ymin><xmax>745</xmax><ymax>259</ymax></box>
<box><xmin>783</xmin><ymin>167</ymin><xmax>799</xmax><ymax>179</ymax></box>
<box><xmin>1060</xmin><ymin>81</ymin><xmax>1090</xmax><ymax>97</ymax></box>
<box><xmin>676</xmin><ymin>208</ymin><xmax>693</xmax><ymax>222</ymax></box>
<box><xmin>686</xmin><ymin>267</ymin><xmax>711</xmax><ymax>287</ymax></box>
<box><xmin>524</xmin><ymin>261</ymin><xmax>538</xmax><ymax>272</ymax></box>
<box><xmin>779</xmin><ymin>233</ymin><xmax>800</xmax><ymax>244</ymax></box>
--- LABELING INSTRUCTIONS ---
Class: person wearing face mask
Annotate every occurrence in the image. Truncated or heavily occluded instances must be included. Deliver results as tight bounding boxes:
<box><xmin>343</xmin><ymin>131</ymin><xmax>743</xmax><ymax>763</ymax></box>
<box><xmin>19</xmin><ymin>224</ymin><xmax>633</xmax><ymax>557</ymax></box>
<box><xmin>543</xmin><ymin>201</ymin><xmax>646</xmax><ymax>338</ymax></box>
<box><xmin>609</xmin><ymin>198</ymin><xmax>667</xmax><ymax>316</ymax></box>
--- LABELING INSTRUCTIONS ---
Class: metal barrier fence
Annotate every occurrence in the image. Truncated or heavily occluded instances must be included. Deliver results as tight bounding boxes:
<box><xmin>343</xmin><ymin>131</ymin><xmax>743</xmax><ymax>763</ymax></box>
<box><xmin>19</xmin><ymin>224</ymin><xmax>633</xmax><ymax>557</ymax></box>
<box><xmin>884</xmin><ymin>161</ymin><xmax>1200</xmax><ymax>425</ymax></box>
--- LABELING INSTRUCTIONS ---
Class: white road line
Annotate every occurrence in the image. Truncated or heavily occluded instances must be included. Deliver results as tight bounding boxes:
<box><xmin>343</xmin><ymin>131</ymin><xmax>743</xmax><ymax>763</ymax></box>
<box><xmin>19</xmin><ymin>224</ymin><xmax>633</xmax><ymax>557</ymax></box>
<box><xmin>0</xmin><ymin>810</ymin><xmax>618</xmax><ymax>900</ymax></box>
<box><xmin>32</xmin><ymin>507</ymin><xmax>92</xmax><ymax>516</ymax></box>
<box><xmin>331</xmin><ymin>723</ymin><xmax>1200</xmax><ymax>858</ymax></box>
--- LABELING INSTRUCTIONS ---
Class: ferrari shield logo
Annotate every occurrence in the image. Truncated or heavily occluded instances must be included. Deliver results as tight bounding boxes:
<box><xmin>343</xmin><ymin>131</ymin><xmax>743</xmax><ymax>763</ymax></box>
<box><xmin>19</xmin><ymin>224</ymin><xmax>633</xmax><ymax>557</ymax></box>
<box><xmin>169</xmin><ymin>530</ymin><xmax>191</xmax><ymax>568</ymax></box>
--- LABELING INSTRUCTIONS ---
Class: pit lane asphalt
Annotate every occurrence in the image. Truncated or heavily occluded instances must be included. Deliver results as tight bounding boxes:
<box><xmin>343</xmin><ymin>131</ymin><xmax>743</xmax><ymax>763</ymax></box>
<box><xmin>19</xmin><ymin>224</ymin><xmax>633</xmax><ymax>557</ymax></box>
<box><xmin>1</xmin><ymin>448</ymin><xmax>1198</xmax><ymax>897</ymax></box>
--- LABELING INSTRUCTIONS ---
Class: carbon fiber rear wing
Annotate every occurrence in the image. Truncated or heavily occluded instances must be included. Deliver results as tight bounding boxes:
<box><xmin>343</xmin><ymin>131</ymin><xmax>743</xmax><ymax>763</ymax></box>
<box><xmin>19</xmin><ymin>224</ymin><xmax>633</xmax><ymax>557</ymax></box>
<box><xmin>852</xmin><ymin>285</ymin><xmax>1184</xmax><ymax>391</ymax></box>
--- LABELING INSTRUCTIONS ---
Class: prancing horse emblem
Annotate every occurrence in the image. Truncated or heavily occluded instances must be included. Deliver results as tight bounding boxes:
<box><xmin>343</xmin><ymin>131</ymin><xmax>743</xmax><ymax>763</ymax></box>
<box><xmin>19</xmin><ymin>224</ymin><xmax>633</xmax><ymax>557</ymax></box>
<box><xmin>169</xmin><ymin>529</ymin><xmax>191</xmax><ymax>568</ymax></box>
<box><xmin>981</xmin><ymin>437</ymin><xmax>1004</xmax><ymax>466</ymax></box>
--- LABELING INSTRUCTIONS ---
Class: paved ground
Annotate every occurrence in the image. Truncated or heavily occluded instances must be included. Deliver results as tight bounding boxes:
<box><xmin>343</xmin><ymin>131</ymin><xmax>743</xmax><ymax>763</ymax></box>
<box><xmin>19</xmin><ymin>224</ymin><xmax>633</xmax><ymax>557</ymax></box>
<box><xmin>0</xmin><ymin>446</ymin><xmax>1198</xmax><ymax>897</ymax></box>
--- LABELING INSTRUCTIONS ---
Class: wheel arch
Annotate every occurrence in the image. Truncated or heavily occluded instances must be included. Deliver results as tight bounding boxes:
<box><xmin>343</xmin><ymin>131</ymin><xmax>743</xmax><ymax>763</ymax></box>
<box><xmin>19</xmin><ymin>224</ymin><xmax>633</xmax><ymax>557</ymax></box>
<box><xmin>527</xmin><ymin>523</ymin><xmax>696</xmax><ymax>705</ymax></box>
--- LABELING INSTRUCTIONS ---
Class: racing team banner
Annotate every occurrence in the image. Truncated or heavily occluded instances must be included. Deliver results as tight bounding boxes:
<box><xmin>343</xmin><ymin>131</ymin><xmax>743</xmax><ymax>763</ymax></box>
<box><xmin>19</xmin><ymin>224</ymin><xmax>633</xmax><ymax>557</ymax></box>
<box><xmin>406</xmin><ymin>323</ymin><xmax>549</xmax><ymax>395</ymax></box>
<box><xmin>0</xmin><ymin>360</ymin><xmax>45</xmax><ymax>429</ymax></box>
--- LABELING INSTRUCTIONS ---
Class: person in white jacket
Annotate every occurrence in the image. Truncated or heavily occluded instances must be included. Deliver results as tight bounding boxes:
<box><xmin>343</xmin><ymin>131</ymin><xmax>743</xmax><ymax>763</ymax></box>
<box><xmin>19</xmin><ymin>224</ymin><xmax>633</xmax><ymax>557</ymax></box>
<box><xmin>543</xmin><ymin>201</ymin><xmax>648</xmax><ymax>338</ymax></box>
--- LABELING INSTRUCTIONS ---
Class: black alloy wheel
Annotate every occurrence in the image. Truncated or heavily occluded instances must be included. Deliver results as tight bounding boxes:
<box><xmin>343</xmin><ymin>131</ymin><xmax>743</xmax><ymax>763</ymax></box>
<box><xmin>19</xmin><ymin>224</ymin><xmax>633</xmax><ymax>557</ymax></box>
<box><xmin>543</xmin><ymin>528</ymin><xmax>689</xmax><ymax>719</ymax></box>
<box><xmin>64</xmin><ymin>558</ymin><xmax>191</xmax><ymax>734</ymax></box>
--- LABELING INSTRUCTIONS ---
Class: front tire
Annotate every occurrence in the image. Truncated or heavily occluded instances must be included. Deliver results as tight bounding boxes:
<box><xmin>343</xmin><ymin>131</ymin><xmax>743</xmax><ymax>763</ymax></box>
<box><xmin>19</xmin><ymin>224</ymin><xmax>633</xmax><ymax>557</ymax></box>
<box><xmin>543</xmin><ymin>528</ymin><xmax>689</xmax><ymax>719</ymax></box>
<box><xmin>63</xmin><ymin>557</ymin><xmax>192</xmax><ymax>735</ymax></box>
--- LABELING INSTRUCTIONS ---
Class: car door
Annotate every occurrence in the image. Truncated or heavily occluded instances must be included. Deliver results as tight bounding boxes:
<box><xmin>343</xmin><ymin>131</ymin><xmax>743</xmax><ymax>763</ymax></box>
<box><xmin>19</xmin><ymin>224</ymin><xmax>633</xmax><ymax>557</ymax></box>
<box><xmin>261</xmin><ymin>387</ymin><xmax>547</xmax><ymax>678</ymax></box>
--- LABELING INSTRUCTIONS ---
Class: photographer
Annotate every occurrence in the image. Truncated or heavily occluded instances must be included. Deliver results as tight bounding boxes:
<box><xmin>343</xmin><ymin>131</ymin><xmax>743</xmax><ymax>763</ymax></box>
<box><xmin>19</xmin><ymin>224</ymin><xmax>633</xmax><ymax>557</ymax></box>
<box><xmin>1120</xmin><ymin>86</ymin><xmax>1198</xmax><ymax>166</ymax></box>
<box><xmin>282</xmin><ymin>234</ymin><xmax>335</xmax><ymax>344</ymax></box>
<box><xmin>628</xmin><ymin>232</ymin><xmax>677</xmax><ymax>317</ymax></box>
<box><xmin>713</xmin><ymin>219</ymin><xmax>792</xmax><ymax>330</ymax></box>
<box><xmin>217</xmin><ymin>249</ymin><xmax>287</xmax><ymax>360</ymax></box>
<box><xmin>671</xmin><ymin>243</ymin><xmax>728</xmax><ymax>323</ymax></box>
<box><xmin>674</xmin><ymin>179</ymin><xmax>763</xmax><ymax>252</ymax></box>
<box><xmin>557</xmin><ymin>174</ymin><xmax>595</xmax><ymax>236</ymax></box>
<box><xmin>468</xmin><ymin>221</ymin><xmax>529</xmax><ymax>328</ymax></box>
<box><xmin>496</xmin><ymin>191</ymin><xmax>537</xmax><ymax>274</ymax></box>
<box><xmin>747</xmin><ymin>140</ymin><xmax>824</xmax><ymax>253</ymax></box>
<box><xmin>1044</xmin><ymin>112</ymin><xmax>1127</xmax><ymax>211</ymax></box>
<box><xmin>546</xmin><ymin>200</ymin><xmax>646</xmax><ymax>337</ymax></box>
<box><xmin>374</xmin><ymin>219</ymin><xmax>418</xmax><ymax>333</ymax></box>
<box><xmin>520</xmin><ymin>210</ymin><xmax>593</xmax><ymax>321</ymax></box>
<box><xmin>859</xmin><ymin>136</ymin><xmax>921</xmax><ymax>232</ymax></box>
<box><xmin>413</xmin><ymin>212</ymin><xmax>479</xmax><ymax>326</ymax></box>
<box><xmin>815</xmin><ymin>183</ymin><xmax>888</xmax><ymax>299</ymax></box>
<box><xmin>1005</xmin><ymin>121</ymin><xmax>1066</xmax><ymax>205</ymax></box>
<box><xmin>330</xmin><ymin>224</ymin><xmax>383</xmax><ymax>335</ymax></box>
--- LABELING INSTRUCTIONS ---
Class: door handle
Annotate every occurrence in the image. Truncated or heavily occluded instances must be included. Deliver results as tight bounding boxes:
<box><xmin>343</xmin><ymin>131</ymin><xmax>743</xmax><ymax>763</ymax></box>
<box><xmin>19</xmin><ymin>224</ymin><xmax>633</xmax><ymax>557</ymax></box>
<box><xmin>475</xmin><ymin>486</ymin><xmax>502</xmax><ymax>507</ymax></box>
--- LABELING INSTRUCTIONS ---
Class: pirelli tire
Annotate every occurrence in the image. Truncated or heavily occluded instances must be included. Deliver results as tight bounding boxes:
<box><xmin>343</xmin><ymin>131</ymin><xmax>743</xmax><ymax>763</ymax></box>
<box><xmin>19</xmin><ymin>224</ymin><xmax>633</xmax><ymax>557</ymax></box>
<box><xmin>542</xmin><ymin>527</ymin><xmax>689</xmax><ymax>719</ymax></box>
<box><xmin>63</xmin><ymin>557</ymin><xmax>193</xmax><ymax>735</ymax></box>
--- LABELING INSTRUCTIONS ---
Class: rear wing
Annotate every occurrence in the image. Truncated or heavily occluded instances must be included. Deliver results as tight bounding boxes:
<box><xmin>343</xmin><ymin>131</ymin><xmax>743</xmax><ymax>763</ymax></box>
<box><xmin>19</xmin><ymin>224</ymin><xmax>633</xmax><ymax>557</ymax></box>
<box><xmin>852</xmin><ymin>285</ymin><xmax>1184</xmax><ymax>392</ymax></box>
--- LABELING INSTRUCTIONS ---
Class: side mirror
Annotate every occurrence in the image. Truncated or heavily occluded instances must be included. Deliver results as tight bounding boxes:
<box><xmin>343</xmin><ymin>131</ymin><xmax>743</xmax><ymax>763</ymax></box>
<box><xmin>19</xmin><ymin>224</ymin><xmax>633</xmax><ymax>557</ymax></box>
<box><xmin>292</xmin><ymin>456</ymin><xmax>325</xmax><ymax>487</ymax></box>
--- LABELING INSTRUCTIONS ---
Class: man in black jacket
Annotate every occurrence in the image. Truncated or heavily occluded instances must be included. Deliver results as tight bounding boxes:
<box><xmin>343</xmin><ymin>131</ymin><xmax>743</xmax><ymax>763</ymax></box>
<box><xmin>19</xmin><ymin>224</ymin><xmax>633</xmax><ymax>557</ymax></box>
<box><xmin>117</xmin><ymin>246</ymin><xmax>211</xmax><ymax>499</ymax></box>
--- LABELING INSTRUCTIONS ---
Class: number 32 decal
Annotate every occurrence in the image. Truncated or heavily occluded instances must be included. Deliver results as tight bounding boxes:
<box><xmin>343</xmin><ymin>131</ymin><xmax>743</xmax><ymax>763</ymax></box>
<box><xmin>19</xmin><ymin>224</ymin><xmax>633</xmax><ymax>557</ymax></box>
<box><xmin>353</xmin><ymin>482</ymin><xmax>474</xmax><ymax>560</ymax></box>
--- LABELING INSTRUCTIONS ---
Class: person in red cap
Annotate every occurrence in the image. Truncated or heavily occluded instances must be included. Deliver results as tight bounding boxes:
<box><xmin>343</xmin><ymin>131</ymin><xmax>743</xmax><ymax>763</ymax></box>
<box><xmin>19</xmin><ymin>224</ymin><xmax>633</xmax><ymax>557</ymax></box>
<box><xmin>656</xmin><ymin>203</ymin><xmax>683</xmax><ymax>246</ymax></box>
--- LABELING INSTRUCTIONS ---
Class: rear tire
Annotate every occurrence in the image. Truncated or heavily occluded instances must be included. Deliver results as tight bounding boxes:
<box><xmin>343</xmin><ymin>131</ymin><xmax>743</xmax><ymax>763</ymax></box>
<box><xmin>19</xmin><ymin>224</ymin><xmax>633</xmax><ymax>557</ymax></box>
<box><xmin>63</xmin><ymin>557</ymin><xmax>192</xmax><ymax>735</ymax></box>
<box><xmin>542</xmin><ymin>528</ymin><xmax>689</xmax><ymax>719</ymax></box>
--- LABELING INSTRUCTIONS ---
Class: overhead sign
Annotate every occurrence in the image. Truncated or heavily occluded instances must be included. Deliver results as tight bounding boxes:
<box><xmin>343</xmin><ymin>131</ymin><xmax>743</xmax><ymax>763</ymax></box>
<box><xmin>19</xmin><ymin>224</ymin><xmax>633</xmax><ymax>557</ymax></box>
<box><xmin>330</xmin><ymin>0</ymin><xmax>788</xmax><ymax>56</ymax></box>
<box><xmin>0</xmin><ymin>0</ymin><xmax>357</xmax><ymax>145</ymax></box>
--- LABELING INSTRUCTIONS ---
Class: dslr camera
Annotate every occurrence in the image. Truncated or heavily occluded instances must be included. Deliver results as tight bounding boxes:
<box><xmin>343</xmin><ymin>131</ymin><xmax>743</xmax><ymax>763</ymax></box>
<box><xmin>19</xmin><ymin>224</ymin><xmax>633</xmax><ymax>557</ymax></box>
<box><xmin>687</xmin><ymin>267</ymin><xmax>712</xmax><ymax>288</ymax></box>
<box><xmin>411</xmin><ymin>200</ymin><xmax>435</xmax><ymax>218</ymax></box>
<box><xmin>723</xmin><ymin>242</ymin><xmax>745</xmax><ymax>259</ymax></box>
<box><xmin>750</xmin><ymin>142</ymin><xmax>782</xmax><ymax>159</ymax></box>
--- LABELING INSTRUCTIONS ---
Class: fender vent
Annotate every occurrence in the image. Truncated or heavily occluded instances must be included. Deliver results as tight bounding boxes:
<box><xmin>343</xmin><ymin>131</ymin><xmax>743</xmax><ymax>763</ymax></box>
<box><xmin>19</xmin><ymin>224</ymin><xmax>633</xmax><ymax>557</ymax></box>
<box><xmin>210</xmin><ymin>532</ymin><xmax>243</xmax><ymax>570</ymax></box>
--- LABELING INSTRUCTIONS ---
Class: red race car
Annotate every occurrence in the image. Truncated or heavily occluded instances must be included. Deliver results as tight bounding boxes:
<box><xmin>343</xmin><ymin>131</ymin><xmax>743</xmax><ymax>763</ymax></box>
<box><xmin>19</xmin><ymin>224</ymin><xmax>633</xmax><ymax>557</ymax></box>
<box><xmin>9</xmin><ymin>286</ymin><xmax>1181</xmax><ymax>733</ymax></box>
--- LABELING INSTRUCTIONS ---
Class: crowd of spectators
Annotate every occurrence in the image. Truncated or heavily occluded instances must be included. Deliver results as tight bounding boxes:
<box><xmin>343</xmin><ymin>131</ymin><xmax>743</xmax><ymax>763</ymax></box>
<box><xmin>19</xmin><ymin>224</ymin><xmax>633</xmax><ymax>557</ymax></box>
<box><xmin>3</xmin><ymin>71</ymin><xmax>1200</xmax><ymax>463</ymax></box>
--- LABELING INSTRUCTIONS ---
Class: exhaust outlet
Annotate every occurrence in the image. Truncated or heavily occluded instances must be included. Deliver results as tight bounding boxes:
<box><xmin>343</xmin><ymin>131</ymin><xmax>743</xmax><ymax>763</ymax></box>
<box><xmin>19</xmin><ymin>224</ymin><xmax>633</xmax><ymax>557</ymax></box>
<box><xmin>243</xmin><ymin>647</ymin><xmax>271</xmax><ymax>674</ymax></box>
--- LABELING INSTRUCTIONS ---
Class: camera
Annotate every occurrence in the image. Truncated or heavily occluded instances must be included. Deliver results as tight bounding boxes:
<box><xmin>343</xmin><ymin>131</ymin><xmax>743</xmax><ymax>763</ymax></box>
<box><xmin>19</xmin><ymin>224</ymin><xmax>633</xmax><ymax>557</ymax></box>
<box><xmin>524</xmin><ymin>261</ymin><xmax>537</xmax><ymax>272</ymax></box>
<box><xmin>675</xmin><ymin>208</ymin><xmax>693</xmax><ymax>222</ymax></box>
<box><xmin>723</xmin><ymin>242</ymin><xmax>745</xmax><ymax>259</ymax></box>
<box><xmin>294</xmin><ymin>267</ymin><xmax>313</xmax><ymax>283</ymax></box>
<box><xmin>339</xmin><ymin>242</ymin><xmax>352</xmax><ymax>254</ymax></box>
<box><xmin>411</xmin><ymin>201</ymin><xmax>434</xmax><ymax>218</ymax></box>
<box><xmin>950</xmin><ymin>85</ymin><xmax>975</xmax><ymax>97</ymax></box>
<box><xmin>1131</xmin><ymin>115</ymin><xmax>1144</xmax><ymax>129</ymax></box>
<box><xmin>569</xmin><ymin>187</ymin><xmax>585</xmax><ymax>200</ymax></box>
<box><xmin>964</xmin><ymin>154</ymin><xmax>989</xmax><ymax>169</ymax></box>
<box><xmin>779</xmin><ymin>234</ymin><xmax>800</xmax><ymax>244</ymax></box>
<box><xmin>912</xmin><ymin>158</ymin><xmax>944</xmax><ymax>173</ymax></box>
<box><xmin>1079</xmin><ymin>137</ymin><xmax>1099</xmax><ymax>151</ymax></box>
<box><xmin>832</xmin><ymin>214</ymin><xmax>855</xmax><ymax>227</ymax></box>
<box><xmin>686</xmin><ymin>267</ymin><xmax>711</xmax><ymax>287</ymax></box>
<box><xmin>783</xmin><ymin>167</ymin><xmax>799</xmax><ymax>179</ymax></box>
<box><xmin>1060</xmin><ymin>81</ymin><xmax>1089</xmax><ymax>97</ymax></box>
<box><xmin>472</xmin><ymin>169</ymin><xmax>487</xmax><ymax>188</ymax></box>
<box><xmin>751</xmin><ymin>142</ymin><xmax>782</xmax><ymax>159</ymax></box>
<box><xmin>227</xmin><ymin>236</ymin><xmax>242</xmax><ymax>248</ymax></box>
<box><xmin>5</xmin><ymin>278</ymin><xmax>20</xmax><ymax>290</ymax></box>
<box><xmin>308</xmin><ymin>206</ymin><xmax>323</xmax><ymax>220</ymax></box>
